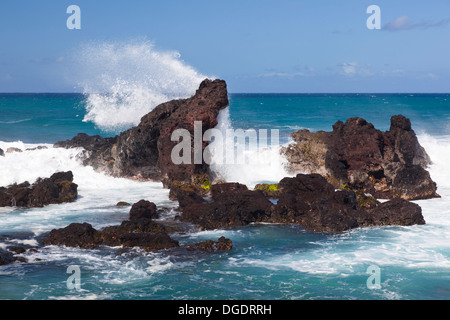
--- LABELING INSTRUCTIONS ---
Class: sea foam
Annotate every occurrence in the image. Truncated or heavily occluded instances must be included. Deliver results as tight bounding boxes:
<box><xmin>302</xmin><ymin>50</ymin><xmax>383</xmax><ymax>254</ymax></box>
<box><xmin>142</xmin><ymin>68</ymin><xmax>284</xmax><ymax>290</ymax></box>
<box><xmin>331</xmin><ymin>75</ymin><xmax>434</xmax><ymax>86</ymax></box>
<box><xmin>0</xmin><ymin>141</ymin><xmax>175</xmax><ymax>235</ymax></box>
<box><xmin>209</xmin><ymin>108</ymin><xmax>294</xmax><ymax>188</ymax></box>
<box><xmin>74</xmin><ymin>40</ymin><xmax>208</xmax><ymax>133</ymax></box>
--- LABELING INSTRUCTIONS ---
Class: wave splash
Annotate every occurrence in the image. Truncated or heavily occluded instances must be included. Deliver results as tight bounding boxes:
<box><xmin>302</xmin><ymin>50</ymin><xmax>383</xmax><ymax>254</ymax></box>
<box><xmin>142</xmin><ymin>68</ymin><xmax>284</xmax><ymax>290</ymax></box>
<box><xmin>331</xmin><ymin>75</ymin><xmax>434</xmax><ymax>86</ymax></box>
<box><xmin>418</xmin><ymin>133</ymin><xmax>450</xmax><ymax>193</ymax></box>
<box><xmin>210</xmin><ymin>109</ymin><xmax>293</xmax><ymax>187</ymax></box>
<box><xmin>76</xmin><ymin>40</ymin><xmax>207</xmax><ymax>133</ymax></box>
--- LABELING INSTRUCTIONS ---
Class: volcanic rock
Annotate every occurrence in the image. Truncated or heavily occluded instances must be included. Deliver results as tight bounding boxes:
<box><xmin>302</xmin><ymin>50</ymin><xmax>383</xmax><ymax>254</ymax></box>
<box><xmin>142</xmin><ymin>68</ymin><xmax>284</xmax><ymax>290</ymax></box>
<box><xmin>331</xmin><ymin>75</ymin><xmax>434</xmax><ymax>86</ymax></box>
<box><xmin>271</xmin><ymin>174</ymin><xmax>362</xmax><ymax>233</ymax></box>
<box><xmin>271</xmin><ymin>174</ymin><xmax>425</xmax><ymax>233</ymax></box>
<box><xmin>175</xmin><ymin>173</ymin><xmax>426</xmax><ymax>234</ymax></box>
<box><xmin>282</xmin><ymin>115</ymin><xmax>438</xmax><ymax>200</ymax></box>
<box><xmin>360</xmin><ymin>198</ymin><xmax>425</xmax><ymax>227</ymax></box>
<box><xmin>0</xmin><ymin>171</ymin><xmax>78</xmax><ymax>208</ymax></box>
<box><xmin>6</xmin><ymin>147</ymin><xmax>22</xmax><ymax>153</ymax></box>
<box><xmin>185</xmin><ymin>236</ymin><xmax>233</xmax><ymax>252</ymax></box>
<box><xmin>41</xmin><ymin>223</ymin><xmax>100</xmax><ymax>249</ymax></box>
<box><xmin>54</xmin><ymin>79</ymin><xmax>229</xmax><ymax>187</ymax></box>
<box><xmin>129</xmin><ymin>200</ymin><xmax>158</xmax><ymax>220</ymax></box>
<box><xmin>0</xmin><ymin>250</ymin><xmax>16</xmax><ymax>265</ymax></box>
<box><xmin>180</xmin><ymin>183</ymin><xmax>274</xmax><ymax>230</ymax></box>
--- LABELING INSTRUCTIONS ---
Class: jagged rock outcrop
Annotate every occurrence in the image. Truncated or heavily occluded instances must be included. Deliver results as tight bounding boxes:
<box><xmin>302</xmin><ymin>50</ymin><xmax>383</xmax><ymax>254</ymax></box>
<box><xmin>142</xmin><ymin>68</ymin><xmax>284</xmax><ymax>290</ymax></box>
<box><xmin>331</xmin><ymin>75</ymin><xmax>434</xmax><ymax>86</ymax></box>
<box><xmin>42</xmin><ymin>222</ymin><xmax>100</xmax><ymax>249</ymax></box>
<box><xmin>55</xmin><ymin>79</ymin><xmax>229</xmax><ymax>186</ymax></box>
<box><xmin>180</xmin><ymin>183</ymin><xmax>274</xmax><ymax>230</ymax></box>
<box><xmin>282</xmin><ymin>115</ymin><xmax>439</xmax><ymax>200</ymax></box>
<box><xmin>0</xmin><ymin>171</ymin><xmax>78</xmax><ymax>208</ymax></box>
<box><xmin>41</xmin><ymin>200</ymin><xmax>232</xmax><ymax>253</ymax></box>
<box><xmin>271</xmin><ymin>174</ymin><xmax>424</xmax><ymax>233</ymax></box>
<box><xmin>173</xmin><ymin>173</ymin><xmax>425</xmax><ymax>234</ymax></box>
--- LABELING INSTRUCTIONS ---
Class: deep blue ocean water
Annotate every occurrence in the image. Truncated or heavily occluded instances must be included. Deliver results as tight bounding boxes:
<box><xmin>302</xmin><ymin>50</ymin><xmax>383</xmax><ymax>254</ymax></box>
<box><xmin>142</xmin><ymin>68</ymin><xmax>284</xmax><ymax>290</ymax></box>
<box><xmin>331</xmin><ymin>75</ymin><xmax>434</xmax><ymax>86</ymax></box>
<box><xmin>0</xmin><ymin>93</ymin><xmax>449</xmax><ymax>300</ymax></box>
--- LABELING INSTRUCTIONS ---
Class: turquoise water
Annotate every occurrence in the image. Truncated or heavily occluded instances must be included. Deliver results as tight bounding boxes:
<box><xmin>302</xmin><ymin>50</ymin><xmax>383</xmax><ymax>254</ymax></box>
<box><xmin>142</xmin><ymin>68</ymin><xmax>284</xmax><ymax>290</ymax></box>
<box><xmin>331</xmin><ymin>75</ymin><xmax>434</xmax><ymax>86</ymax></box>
<box><xmin>2</xmin><ymin>93</ymin><xmax>450</xmax><ymax>143</ymax></box>
<box><xmin>0</xmin><ymin>93</ymin><xmax>450</xmax><ymax>300</ymax></box>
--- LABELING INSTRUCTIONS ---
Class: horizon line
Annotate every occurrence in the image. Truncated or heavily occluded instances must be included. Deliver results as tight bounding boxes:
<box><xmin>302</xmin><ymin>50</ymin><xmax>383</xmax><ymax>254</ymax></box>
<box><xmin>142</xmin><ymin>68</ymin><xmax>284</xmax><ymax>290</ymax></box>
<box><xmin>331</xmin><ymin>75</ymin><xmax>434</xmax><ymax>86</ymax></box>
<box><xmin>1</xmin><ymin>92</ymin><xmax>449</xmax><ymax>95</ymax></box>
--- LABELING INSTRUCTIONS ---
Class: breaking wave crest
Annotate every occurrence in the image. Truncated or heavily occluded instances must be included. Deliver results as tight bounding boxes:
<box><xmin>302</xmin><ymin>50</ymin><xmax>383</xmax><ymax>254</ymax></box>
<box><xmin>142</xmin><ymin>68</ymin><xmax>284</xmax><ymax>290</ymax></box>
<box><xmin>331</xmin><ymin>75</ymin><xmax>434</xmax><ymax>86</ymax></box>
<box><xmin>75</xmin><ymin>40</ymin><xmax>208</xmax><ymax>133</ymax></box>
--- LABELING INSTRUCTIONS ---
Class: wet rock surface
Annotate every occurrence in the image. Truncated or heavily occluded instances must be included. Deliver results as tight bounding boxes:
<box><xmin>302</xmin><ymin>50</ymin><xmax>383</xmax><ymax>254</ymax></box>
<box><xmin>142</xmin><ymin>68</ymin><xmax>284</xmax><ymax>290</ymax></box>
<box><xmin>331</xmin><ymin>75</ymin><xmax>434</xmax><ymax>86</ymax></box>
<box><xmin>0</xmin><ymin>171</ymin><xmax>78</xmax><ymax>208</ymax></box>
<box><xmin>54</xmin><ymin>79</ymin><xmax>229</xmax><ymax>187</ymax></box>
<box><xmin>40</xmin><ymin>200</ymin><xmax>232</xmax><ymax>253</ymax></box>
<box><xmin>171</xmin><ymin>174</ymin><xmax>426</xmax><ymax>234</ymax></box>
<box><xmin>179</xmin><ymin>183</ymin><xmax>274</xmax><ymax>230</ymax></box>
<box><xmin>282</xmin><ymin>115</ymin><xmax>439</xmax><ymax>200</ymax></box>
<box><xmin>271</xmin><ymin>174</ymin><xmax>424</xmax><ymax>233</ymax></box>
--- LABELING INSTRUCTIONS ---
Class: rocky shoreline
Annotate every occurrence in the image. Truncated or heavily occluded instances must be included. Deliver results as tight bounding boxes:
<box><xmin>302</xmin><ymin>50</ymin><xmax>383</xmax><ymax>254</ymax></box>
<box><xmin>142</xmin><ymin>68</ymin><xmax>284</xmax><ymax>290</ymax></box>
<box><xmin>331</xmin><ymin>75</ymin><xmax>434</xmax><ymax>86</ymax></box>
<box><xmin>175</xmin><ymin>174</ymin><xmax>425</xmax><ymax>234</ymax></box>
<box><xmin>0</xmin><ymin>200</ymin><xmax>233</xmax><ymax>266</ymax></box>
<box><xmin>281</xmin><ymin>115</ymin><xmax>439</xmax><ymax>200</ymax></box>
<box><xmin>40</xmin><ymin>200</ymin><xmax>232</xmax><ymax>253</ymax></box>
<box><xmin>0</xmin><ymin>78</ymin><xmax>438</xmax><ymax>265</ymax></box>
<box><xmin>0</xmin><ymin>171</ymin><xmax>78</xmax><ymax>208</ymax></box>
<box><xmin>54</xmin><ymin>79</ymin><xmax>229</xmax><ymax>187</ymax></box>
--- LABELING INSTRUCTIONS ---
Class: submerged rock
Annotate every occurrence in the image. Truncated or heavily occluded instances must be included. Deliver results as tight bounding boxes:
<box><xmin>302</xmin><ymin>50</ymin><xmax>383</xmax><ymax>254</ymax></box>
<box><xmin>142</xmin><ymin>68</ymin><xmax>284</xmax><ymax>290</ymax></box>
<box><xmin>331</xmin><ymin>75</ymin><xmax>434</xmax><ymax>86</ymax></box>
<box><xmin>7</xmin><ymin>246</ymin><xmax>26</xmax><ymax>254</ymax></box>
<box><xmin>282</xmin><ymin>115</ymin><xmax>439</xmax><ymax>200</ymax></box>
<box><xmin>116</xmin><ymin>201</ymin><xmax>131</xmax><ymax>207</ymax></box>
<box><xmin>0</xmin><ymin>171</ymin><xmax>78</xmax><ymax>208</ymax></box>
<box><xmin>55</xmin><ymin>79</ymin><xmax>229</xmax><ymax>187</ymax></box>
<box><xmin>25</xmin><ymin>146</ymin><xmax>48</xmax><ymax>151</ymax></box>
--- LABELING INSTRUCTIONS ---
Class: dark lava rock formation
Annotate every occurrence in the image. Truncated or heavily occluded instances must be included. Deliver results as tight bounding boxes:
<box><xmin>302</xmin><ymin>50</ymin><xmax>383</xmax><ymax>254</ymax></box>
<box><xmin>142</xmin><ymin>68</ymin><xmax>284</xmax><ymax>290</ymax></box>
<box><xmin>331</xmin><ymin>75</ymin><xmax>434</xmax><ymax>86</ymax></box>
<box><xmin>282</xmin><ymin>115</ymin><xmax>438</xmax><ymax>200</ymax></box>
<box><xmin>271</xmin><ymin>174</ymin><xmax>424</xmax><ymax>233</ymax></box>
<box><xmin>0</xmin><ymin>171</ymin><xmax>78</xmax><ymax>208</ymax></box>
<box><xmin>180</xmin><ymin>183</ymin><xmax>273</xmax><ymax>230</ymax></box>
<box><xmin>47</xmin><ymin>81</ymin><xmax>431</xmax><ymax>236</ymax></box>
<box><xmin>41</xmin><ymin>200</ymin><xmax>232</xmax><ymax>253</ymax></box>
<box><xmin>175</xmin><ymin>174</ymin><xmax>425</xmax><ymax>234</ymax></box>
<box><xmin>0</xmin><ymin>249</ymin><xmax>16</xmax><ymax>265</ymax></box>
<box><xmin>129</xmin><ymin>200</ymin><xmax>159</xmax><ymax>220</ymax></box>
<box><xmin>54</xmin><ymin>79</ymin><xmax>229</xmax><ymax>187</ymax></box>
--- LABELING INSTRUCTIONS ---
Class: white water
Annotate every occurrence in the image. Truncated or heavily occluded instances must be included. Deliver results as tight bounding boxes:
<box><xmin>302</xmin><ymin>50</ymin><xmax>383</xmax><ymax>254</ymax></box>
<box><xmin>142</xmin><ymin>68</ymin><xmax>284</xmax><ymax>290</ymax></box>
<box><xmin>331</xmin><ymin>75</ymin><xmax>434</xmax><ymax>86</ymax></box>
<box><xmin>209</xmin><ymin>108</ymin><xmax>294</xmax><ymax>188</ymax></box>
<box><xmin>221</xmin><ymin>134</ymin><xmax>450</xmax><ymax>277</ymax></box>
<box><xmin>1</xmin><ymin>126</ymin><xmax>450</xmax><ymax>299</ymax></box>
<box><xmin>1</xmin><ymin>133</ymin><xmax>449</xmax><ymax>273</ymax></box>
<box><xmin>0</xmin><ymin>141</ymin><xmax>175</xmax><ymax>235</ymax></box>
<box><xmin>74</xmin><ymin>40</ymin><xmax>208</xmax><ymax>132</ymax></box>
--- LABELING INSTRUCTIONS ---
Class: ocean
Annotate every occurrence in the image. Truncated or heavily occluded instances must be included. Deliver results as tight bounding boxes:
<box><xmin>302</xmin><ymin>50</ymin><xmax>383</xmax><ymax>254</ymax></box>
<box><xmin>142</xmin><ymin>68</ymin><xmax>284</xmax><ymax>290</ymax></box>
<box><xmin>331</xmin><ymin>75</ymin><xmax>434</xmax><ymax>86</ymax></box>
<box><xmin>1</xmin><ymin>92</ymin><xmax>450</xmax><ymax>300</ymax></box>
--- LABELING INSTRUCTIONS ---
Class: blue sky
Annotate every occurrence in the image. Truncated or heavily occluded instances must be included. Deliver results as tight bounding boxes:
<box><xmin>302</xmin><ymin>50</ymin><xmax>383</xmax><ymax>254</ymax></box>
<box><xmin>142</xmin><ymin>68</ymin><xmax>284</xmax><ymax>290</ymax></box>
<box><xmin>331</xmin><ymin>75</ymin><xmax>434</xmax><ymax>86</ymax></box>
<box><xmin>1</xmin><ymin>0</ymin><xmax>449</xmax><ymax>92</ymax></box>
